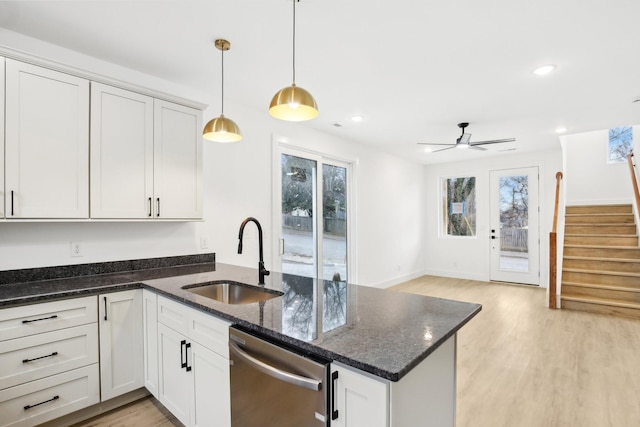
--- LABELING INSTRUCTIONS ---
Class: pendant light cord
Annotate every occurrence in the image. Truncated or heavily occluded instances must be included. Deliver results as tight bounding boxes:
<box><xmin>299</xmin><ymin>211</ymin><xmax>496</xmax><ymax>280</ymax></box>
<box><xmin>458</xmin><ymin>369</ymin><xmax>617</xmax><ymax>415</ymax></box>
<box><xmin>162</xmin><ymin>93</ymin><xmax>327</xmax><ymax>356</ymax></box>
<box><xmin>220</xmin><ymin>46</ymin><xmax>225</xmax><ymax>115</ymax></box>
<box><xmin>292</xmin><ymin>0</ymin><xmax>297</xmax><ymax>84</ymax></box>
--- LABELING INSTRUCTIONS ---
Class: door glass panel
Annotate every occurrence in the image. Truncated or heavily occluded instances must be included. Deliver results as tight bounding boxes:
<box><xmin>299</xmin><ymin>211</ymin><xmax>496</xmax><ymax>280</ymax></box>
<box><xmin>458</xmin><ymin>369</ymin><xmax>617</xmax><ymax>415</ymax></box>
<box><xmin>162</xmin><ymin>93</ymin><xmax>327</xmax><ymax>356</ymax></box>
<box><xmin>281</xmin><ymin>154</ymin><xmax>317</xmax><ymax>278</ymax></box>
<box><xmin>499</xmin><ymin>175</ymin><xmax>529</xmax><ymax>272</ymax></box>
<box><xmin>322</xmin><ymin>164</ymin><xmax>347</xmax><ymax>282</ymax></box>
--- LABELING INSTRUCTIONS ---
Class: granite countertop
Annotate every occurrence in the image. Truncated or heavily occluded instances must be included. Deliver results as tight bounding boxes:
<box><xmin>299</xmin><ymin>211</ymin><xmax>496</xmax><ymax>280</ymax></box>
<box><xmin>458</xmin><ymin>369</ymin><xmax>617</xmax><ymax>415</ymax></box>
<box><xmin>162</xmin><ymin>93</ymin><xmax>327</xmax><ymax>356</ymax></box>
<box><xmin>0</xmin><ymin>256</ymin><xmax>481</xmax><ymax>382</ymax></box>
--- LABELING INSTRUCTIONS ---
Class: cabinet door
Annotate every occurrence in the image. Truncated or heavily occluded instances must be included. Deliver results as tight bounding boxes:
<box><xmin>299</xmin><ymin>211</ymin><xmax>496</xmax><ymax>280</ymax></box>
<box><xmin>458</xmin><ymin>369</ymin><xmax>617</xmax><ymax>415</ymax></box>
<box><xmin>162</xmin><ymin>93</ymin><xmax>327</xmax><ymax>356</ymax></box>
<box><xmin>0</xmin><ymin>56</ymin><xmax>5</xmax><ymax>218</ymax></box>
<box><xmin>153</xmin><ymin>99</ymin><xmax>202</xmax><ymax>219</ymax></box>
<box><xmin>142</xmin><ymin>290</ymin><xmax>159</xmax><ymax>398</ymax></box>
<box><xmin>331</xmin><ymin>363</ymin><xmax>389</xmax><ymax>427</ymax></box>
<box><xmin>191</xmin><ymin>341</ymin><xmax>230</xmax><ymax>427</ymax></box>
<box><xmin>90</xmin><ymin>83</ymin><xmax>153</xmax><ymax>218</ymax></box>
<box><xmin>5</xmin><ymin>59</ymin><xmax>89</xmax><ymax>218</ymax></box>
<box><xmin>99</xmin><ymin>290</ymin><xmax>143</xmax><ymax>401</ymax></box>
<box><xmin>157</xmin><ymin>323</ymin><xmax>191</xmax><ymax>426</ymax></box>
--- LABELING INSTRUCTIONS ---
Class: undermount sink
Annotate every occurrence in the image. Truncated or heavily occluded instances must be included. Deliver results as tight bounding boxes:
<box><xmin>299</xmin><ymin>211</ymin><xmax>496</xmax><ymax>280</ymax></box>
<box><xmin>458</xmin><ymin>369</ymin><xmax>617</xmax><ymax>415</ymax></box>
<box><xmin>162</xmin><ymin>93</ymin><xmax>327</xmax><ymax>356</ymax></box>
<box><xmin>182</xmin><ymin>281</ymin><xmax>283</xmax><ymax>305</ymax></box>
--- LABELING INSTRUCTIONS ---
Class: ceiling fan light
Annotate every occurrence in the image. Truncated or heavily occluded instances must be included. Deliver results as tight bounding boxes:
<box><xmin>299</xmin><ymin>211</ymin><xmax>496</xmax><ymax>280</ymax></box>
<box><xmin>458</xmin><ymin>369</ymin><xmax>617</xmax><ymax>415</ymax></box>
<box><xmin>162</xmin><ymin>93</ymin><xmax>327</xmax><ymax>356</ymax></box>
<box><xmin>202</xmin><ymin>115</ymin><xmax>242</xmax><ymax>143</ymax></box>
<box><xmin>269</xmin><ymin>84</ymin><xmax>318</xmax><ymax>121</ymax></box>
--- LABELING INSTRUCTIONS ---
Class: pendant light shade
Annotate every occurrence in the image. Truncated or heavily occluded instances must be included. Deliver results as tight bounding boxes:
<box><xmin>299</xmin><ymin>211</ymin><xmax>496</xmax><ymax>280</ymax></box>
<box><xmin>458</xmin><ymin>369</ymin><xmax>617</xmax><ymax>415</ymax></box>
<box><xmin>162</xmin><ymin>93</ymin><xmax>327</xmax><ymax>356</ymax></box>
<box><xmin>203</xmin><ymin>39</ymin><xmax>242</xmax><ymax>143</ymax></box>
<box><xmin>269</xmin><ymin>0</ymin><xmax>318</xmax><ymax>121</ymax></box>
<box><xmin>269</xmin><ymin>83</ymin><xmax>318</xmax><ymax>121</ymax></box>
<box><xmin>202</xmin><ymin>114</ymin><xmax>242</xmax><ymax>143</ymax></box>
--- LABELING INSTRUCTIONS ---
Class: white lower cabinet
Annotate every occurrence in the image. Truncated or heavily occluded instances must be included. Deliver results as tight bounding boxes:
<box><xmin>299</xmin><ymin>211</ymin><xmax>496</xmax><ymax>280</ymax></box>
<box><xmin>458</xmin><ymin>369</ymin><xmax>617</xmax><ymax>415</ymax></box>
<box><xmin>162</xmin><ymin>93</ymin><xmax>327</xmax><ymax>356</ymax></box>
<box><xmin>0</xmin><ymin>297</ymin><xmax>99</xmax><ymax>427</ymax></box>
<box><xmin>331</xmin><ymin>363</ymin><xmax>389</xmax><ymax>427</ymax></box>
<box><xmin>156</xmin><ymin>295</ymin><xmax>230</xmax><ymax>427</ymax></box>
<box><xmin>98</xmin><ymin>290</ymin><xmax>144</xmax><ymax>401</ymax></box>
<box><xmin>142</xmin><ymin>290</ymin><xmax>159</xmax><ymax>398</ymax></box>
<box><xmin>331</xmin><ymin>335</ymin><xmax>457</xmax><ymax>427</ymax></box>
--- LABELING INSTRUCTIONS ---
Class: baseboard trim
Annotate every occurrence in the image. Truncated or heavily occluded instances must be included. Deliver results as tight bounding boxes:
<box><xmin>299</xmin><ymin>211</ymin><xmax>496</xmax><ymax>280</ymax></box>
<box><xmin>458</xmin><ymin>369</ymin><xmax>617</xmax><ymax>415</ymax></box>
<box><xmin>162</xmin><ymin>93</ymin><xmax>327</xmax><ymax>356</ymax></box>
<box><xmin>370</xmin><ymin>270</ymin><xmax>426</xmax><ymax>289</ymax></box>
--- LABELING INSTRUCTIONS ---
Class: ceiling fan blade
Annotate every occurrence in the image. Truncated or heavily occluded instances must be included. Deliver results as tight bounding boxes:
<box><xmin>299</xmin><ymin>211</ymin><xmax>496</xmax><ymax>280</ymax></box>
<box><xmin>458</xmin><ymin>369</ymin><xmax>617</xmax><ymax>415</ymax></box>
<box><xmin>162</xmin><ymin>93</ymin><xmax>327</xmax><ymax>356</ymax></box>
<box><xmin>431</xmin><ymin>146</ymin><xmax>457</xmax><ymax>153</ymax></box>
<box><xmin>468</xmin><ymin>145</ymin><xmax>487</xmax><ymax>151</ymax></box>
<box><xmin>416</xmin><ymin>142</ymin><xmax>458</xmax><ymax>146</ymax></box>
<box><xmin>469</xmin><ymin>138</ymin><xmax>516</xmax><ymax>146</ymax></box>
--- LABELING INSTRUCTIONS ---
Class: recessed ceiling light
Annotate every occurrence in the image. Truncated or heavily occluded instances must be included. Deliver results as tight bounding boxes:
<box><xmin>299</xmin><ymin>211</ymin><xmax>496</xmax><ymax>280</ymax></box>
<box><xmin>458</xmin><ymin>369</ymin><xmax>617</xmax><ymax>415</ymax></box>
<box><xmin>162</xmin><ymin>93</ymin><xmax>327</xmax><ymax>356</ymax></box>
<box><xmin>351</xmin><ymin>115</ymin><xmax>364</xmax><ymax>122</ymax></box>
<box><xmin>532</xmin><ymin>64</ymin><xmax>556</xmax><ymax>76</ymax></box>
<box><xmin>555</xmin><ymin>127</ymin><xmax>568</xmax><ymax>133</ymax></box>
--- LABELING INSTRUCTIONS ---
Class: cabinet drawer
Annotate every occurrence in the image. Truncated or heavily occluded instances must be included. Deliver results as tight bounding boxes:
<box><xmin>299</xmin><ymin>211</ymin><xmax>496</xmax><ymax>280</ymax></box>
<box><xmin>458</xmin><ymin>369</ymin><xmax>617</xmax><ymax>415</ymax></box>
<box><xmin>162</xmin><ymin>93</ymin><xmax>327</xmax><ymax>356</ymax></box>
<box><xmin>0</xmin><ymin>296</ymin><xmax>97</xmax><ymax>341</ymax></box>
<box><xmin>157</xmin><ymin>295</ymin><xmax>188</xmax><ymax>335</ymax></box>
<box><xmin>0</xmin><ymin>324</ymin><xmax>98</xmax><ymax>391</ymax></box>
<box><xmin>0</xmin><ymin>364</ymin><xmax>99</xmax><ymax>427</ymax></box>
<box><xmin>157</xmin><ymin>295</ymin><xmax>229</xmax><ymax>357</ymax></box>
<box><xmin>188</xmin><ymin>306</ymin><xmax>230</xmax><ymax>357</ymax></box>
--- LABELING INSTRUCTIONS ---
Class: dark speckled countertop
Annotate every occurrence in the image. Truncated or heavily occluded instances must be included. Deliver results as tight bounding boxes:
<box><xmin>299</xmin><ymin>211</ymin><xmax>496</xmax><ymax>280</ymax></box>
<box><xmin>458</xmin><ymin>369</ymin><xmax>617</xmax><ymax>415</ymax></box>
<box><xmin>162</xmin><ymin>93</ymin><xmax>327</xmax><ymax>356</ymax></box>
<box><xmin>0</xmin><ymin>255</ymin><xmax>481</xmax><ymax>382</ymax></box>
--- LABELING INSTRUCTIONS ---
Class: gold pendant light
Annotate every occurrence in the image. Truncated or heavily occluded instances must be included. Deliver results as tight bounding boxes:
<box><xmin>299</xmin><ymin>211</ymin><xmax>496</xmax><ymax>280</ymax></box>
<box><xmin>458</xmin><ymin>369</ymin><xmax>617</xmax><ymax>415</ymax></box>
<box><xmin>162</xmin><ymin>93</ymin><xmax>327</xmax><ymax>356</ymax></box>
<box><xmin>203</xmin><ymin>39</ymin><xmax>242</xmax><ymax>143</ymax></box>
<box><xmin>269</xmin><ymin>0</ymin><xmax>318</xmax><ymax>121</ymax></box>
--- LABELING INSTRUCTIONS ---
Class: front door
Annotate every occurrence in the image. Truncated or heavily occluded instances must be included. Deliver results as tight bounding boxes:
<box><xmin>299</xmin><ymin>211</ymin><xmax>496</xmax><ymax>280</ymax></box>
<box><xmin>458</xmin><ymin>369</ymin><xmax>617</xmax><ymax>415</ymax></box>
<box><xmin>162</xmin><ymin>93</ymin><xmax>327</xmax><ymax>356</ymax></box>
<box><xmin>489</xmin><ymin>167</ymin><xmax>540</xmax><ymax>285</ymax></box>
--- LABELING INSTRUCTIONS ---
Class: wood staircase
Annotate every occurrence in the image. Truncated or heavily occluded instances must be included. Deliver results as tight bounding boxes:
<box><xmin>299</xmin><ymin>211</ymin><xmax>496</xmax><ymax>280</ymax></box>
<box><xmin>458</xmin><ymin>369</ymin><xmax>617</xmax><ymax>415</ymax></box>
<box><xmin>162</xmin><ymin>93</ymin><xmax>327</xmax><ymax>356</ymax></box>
<box><xmin>561</xmin><ymin>204</ymin><xmax>640</xmax><ymax>318</ymax></box>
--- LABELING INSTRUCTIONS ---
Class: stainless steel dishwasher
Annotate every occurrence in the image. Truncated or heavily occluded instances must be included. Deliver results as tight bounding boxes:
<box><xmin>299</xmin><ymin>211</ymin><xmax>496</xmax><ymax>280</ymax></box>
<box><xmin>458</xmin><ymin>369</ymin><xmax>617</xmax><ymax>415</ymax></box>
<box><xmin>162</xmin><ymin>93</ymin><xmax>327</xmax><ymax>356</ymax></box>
<box><xmin>229</xmin><ymin>326</ymin><xmax>330</xmax><ymax>426</ymax></box>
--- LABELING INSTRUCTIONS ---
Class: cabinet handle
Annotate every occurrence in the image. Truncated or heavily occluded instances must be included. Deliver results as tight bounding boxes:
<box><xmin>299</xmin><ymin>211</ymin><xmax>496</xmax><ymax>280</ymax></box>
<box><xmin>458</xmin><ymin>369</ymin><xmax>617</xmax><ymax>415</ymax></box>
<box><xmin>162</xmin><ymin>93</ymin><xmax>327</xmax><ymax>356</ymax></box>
<box><xmin>180</xmin><ymin>340</ymin><xmax>187</xmax><ymax>369</ymax></box>
<box><xmin>24</xmin><ymin>395</ymin><xmax>59</xmax><ymax>411</ymax></box>
<box><xmin>10</xmin><ymin>191</ymin><xmax>14</xmax><ymax>216</ymax></box>
<box><xmin>156</xmin><ymin>198</ymin><xmax>160</xmax><ymax>217</ymax></box>
<box><xmin>148</xmin><ymin>197</ymin><xmax>152</xmax><ymax>217</ymax></box>
<box><xmin>103</xmin><ymin>297</ymin><xmax>108</xmax><ymax>321</ymax></box>
<box><xmin>22</xmin><ymin>315</ymin><xmax>58</xmax><ymax>324</ymax></box>
<box><xmin>185</xmin><ymin>342</ymin><xmax>192</xmax><ymax>372</ymax></box>
<box><xmin>23</xmin><ymin>352</ymin><xmax>58</xmax><ymax>364</ymax></box>
<box><xmin>331</xmin><ymin>371</ymin><xmax>339</xmax><ymax>420</ymax></box>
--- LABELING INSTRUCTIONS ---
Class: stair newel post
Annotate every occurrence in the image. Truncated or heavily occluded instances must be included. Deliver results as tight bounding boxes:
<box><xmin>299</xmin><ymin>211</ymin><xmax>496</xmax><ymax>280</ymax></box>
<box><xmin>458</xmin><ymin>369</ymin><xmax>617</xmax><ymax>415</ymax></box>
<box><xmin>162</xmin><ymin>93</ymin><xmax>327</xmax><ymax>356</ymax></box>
<box><xmin>549</xmin><ymin>171</ymin><xmax>563</xmax><ymax>309</ymax></box>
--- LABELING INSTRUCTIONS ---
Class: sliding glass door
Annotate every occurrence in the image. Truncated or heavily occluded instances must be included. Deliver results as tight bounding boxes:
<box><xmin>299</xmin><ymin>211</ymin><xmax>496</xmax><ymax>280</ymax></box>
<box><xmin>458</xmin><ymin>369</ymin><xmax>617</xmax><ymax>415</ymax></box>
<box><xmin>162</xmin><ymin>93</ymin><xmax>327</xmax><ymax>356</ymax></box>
<box><xmin>275</xmin><ymin>147</ymin><xmax>350</xmax><ymax>282</ymax></box>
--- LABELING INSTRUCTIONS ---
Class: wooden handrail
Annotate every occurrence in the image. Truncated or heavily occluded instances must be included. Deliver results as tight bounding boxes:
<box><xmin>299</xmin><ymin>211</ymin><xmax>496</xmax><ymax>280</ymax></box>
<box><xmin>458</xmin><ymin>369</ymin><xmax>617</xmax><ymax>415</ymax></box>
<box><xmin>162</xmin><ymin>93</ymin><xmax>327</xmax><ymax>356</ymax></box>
<box><xmin>549</xmin><ymin>171</ymin><xmax>563</xmax><ymax>309</ymax></box>
<box><xmin>552</xmin><ymin>172</ymin><xmax>563</xmax><ymax>233</ymax></box>
<box><xmin>627</xmin><ymin>153</ymin><xmax>640</xmax><ymax>216</ymax></box>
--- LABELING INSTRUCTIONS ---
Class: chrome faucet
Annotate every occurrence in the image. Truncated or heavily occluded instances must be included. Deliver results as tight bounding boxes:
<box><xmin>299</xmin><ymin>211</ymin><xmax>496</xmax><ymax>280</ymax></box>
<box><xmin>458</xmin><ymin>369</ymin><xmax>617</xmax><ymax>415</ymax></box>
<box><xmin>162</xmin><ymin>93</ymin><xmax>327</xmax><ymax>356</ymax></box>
<box><xmin>237</xmin><ymin>217</ymin><xmax>270</xmax><ymax>285</ymax></box>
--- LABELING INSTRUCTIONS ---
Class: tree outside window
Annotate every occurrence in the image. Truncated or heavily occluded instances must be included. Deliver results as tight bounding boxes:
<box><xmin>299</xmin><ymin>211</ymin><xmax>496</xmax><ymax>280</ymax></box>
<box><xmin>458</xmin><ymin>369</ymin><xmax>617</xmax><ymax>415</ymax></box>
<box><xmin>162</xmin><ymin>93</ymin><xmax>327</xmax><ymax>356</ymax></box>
<box><xmin>442</xmin><ymin>177</ymin><xmax>476</xmax><ymax>237</ymax></box>
<box><xmin>608</xmin><ymin>126</ymin><xmax>633</xmax><ymax>163</ymax></box>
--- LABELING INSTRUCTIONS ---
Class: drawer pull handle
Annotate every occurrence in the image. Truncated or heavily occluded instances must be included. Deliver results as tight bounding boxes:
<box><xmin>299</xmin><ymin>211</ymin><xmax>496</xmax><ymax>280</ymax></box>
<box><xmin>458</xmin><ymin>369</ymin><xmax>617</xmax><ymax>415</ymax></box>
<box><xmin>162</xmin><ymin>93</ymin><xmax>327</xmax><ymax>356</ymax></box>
<box><xmin>180</xmin><ymin>340</ymin><xmax>187</xmax><ymax>369</ymax></box>
<box><xmin>185</xmin><ymin>342</ymin><xmax>192</xmax><ymax>372</ymax></box>
<box><xmin>24</xmin><ymin>395</ymin><xmax>59</xmax><ymax>411</ymax></box>
<box><xmin>22</xmin><ymin>315</ymin><xmax>58</xmax><ymax>324</ymax></box>
<box><xmin>23</xmin><ymin>352</ymin><xmax>58</xmax><ymax>364</ymax></box>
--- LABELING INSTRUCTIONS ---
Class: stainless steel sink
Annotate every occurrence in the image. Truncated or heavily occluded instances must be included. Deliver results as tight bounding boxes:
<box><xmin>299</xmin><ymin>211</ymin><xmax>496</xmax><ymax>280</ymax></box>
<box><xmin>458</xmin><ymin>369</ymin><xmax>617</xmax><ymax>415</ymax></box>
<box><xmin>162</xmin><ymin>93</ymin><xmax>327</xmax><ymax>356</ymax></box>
<box><xmin>182</xmin><ymin>281</ymin><xmax>283</xmax><ymax>305</ymax></box>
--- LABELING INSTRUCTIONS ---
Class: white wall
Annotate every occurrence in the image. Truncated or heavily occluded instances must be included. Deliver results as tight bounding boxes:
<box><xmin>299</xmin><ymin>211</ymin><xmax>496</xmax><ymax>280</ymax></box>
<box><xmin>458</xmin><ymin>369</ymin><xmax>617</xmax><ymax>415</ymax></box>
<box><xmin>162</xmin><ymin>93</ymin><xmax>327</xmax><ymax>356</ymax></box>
<box><xmin>561</xmin><ymin>126</ymin><xmax>640</xmax><ymax>205</ymax></box>
<box><xmin>0</xmin><ymin>29</ymin><xmax>426</xmax><ymax>288</ymax></box>
<box><xmin>423</xmin><ymin>149</ymin><xmax>562</xmax><ymax>286</ymax></box>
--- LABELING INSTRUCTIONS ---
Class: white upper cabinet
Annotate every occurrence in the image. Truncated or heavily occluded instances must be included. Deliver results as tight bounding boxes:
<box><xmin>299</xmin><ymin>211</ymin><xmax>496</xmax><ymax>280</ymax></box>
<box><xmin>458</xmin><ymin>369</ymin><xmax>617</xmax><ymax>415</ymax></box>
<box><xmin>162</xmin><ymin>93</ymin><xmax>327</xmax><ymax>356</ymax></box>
<box><xmin>5</xmin><ymin>59</ymin><xmax>89</xmax><ymax>218</ymax></box>
<box><xmin>0</xmin><ymin>57</ymin><xmax>5</xmax><ymax>218</ymax></box>
<box><xmin>153</xmin><ymin>100</ymin><xmax>203</xmax><ymax>219</ymax></box>
<box><xmin>90</xmin><ymin>83</ymin><xmax>154</xmax><ymax>218</ymax></box>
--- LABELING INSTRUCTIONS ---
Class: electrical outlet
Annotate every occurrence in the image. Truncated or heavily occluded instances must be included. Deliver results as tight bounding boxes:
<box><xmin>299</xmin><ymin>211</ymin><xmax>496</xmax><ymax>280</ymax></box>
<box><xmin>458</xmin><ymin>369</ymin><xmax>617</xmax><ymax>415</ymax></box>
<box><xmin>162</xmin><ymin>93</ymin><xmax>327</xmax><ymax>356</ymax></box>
<box><xmin>70</xmin><ymin>241</ymin><xmax>83</xmax><ymax>257</ymax></box>
<box><xmin>200</xmin><ymin>237</ymin><xmax>209</xmax><ymax>249</ymax></box>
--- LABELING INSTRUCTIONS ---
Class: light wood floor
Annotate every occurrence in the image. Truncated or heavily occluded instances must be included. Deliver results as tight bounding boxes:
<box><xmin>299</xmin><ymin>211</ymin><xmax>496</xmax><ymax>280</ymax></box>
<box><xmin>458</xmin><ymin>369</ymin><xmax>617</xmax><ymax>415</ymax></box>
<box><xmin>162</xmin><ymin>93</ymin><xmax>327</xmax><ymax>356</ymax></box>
<box><xmin>72</xmin><ymin>276</ymin><xmax>640</xmax><ymax>427</ymax></box>
<box><xmin>394</xmin><ymin>276</ymin><xmax>640</xmax><ymax>427</ymax></box>
<box><xmin>70</xmin><ymin>396</ymin><xmax>182</xmax><ymax>427</ymax></box>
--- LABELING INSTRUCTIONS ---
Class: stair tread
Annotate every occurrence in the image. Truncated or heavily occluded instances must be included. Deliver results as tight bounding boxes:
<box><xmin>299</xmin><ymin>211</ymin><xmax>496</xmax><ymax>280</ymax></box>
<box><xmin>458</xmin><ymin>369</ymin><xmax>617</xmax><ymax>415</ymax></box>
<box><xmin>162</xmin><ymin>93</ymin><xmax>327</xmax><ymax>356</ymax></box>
<box><xmin>564</xmin><ymin>255</ymin><xmax>640</xmax><ymax>263</ymax></box>
<box><xmin>564</xmin><ymin>244</ymin><xmax>640</xmax><ymax>249</ymax></box>
<box><xmin>561</xmin><ymin>281</ymin><xmax>640</xmax><ymax>293</ymax></box>
<box><xmin>560</xmin><ymin>294</ymin><xmax>640</xmax><ymax>309</ymax></box>
<box><xmin>567</xmin><ymin>204</ymin><xmax>632</xmax><ymax>208</ymax></box>
<box><xmin>562</xmin><ymin>267</ymin><xmax>640</xmax><ymax>277</ymax></box>
<box><xmin>565</xmin><ymin>233</ymin><xmax>638</xmax><ymax>237</ymax></box>
<box><xmin>566</xmin><ymin>213</ymin><xmax>634</xmax><ymax>216</ymax></box>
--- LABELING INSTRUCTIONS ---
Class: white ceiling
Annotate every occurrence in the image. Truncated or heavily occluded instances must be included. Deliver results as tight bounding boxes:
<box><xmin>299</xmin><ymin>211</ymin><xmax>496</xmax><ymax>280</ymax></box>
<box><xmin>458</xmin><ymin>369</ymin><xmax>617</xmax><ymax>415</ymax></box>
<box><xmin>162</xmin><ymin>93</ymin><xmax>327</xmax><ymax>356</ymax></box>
<box><xmin>1</xmin><ymin>0</ymin><xmax>639</xmax><ymax>164</ymax></box>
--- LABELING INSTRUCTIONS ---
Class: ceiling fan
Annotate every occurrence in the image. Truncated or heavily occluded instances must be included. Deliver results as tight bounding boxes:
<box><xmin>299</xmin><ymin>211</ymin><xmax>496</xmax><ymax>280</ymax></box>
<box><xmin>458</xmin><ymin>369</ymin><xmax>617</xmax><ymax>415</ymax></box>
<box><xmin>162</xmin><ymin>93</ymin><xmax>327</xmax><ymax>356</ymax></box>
<box><xmin>418</xmin><ymin>123</ymin><xmax>516</xmax><ymax>152</ymax></box>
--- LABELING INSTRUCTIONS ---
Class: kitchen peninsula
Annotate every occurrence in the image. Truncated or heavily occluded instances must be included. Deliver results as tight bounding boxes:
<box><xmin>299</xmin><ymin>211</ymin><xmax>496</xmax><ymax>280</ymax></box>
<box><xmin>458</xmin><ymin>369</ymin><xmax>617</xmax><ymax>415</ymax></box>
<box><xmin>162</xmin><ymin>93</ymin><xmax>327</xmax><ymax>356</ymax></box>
<box><xmin>0</xmin><ymin>254</ymin><xmax>481</xmax><ymax>426</ymax></box>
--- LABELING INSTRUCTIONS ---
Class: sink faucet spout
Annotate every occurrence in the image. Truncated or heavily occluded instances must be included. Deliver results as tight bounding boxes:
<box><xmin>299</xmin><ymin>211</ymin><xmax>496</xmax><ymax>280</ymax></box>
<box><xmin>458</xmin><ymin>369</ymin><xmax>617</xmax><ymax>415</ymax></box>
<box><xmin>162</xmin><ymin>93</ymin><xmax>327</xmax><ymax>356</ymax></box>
<box><xmin>238</xmin><ymin>217</ymin><xmax>270</xmax><ymax>285</ymax></box>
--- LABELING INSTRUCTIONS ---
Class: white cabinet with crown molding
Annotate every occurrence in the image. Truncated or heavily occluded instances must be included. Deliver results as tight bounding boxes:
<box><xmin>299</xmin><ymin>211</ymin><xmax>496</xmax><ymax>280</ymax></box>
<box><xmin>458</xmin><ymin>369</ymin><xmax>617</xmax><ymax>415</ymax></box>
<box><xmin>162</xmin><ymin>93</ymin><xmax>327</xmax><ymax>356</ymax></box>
<box><xmin>90</xmin><ymin>84</ymin><xmax>202</xmax><ymax>219</ymax></box>
<box><xmin>4</xmin><ymin>59</ymin><xmax>90</xmax><ymax>219</ymax></box>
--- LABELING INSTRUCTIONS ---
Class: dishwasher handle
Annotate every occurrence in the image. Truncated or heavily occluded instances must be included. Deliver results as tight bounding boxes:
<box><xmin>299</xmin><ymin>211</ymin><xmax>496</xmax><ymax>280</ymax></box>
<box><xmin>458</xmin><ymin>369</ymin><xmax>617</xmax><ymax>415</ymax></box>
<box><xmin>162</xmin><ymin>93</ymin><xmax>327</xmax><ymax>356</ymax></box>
<box><xmin>230</xmin><ymin>341</ymin><xmax>322</xmax><ymax>392</ymax></box>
